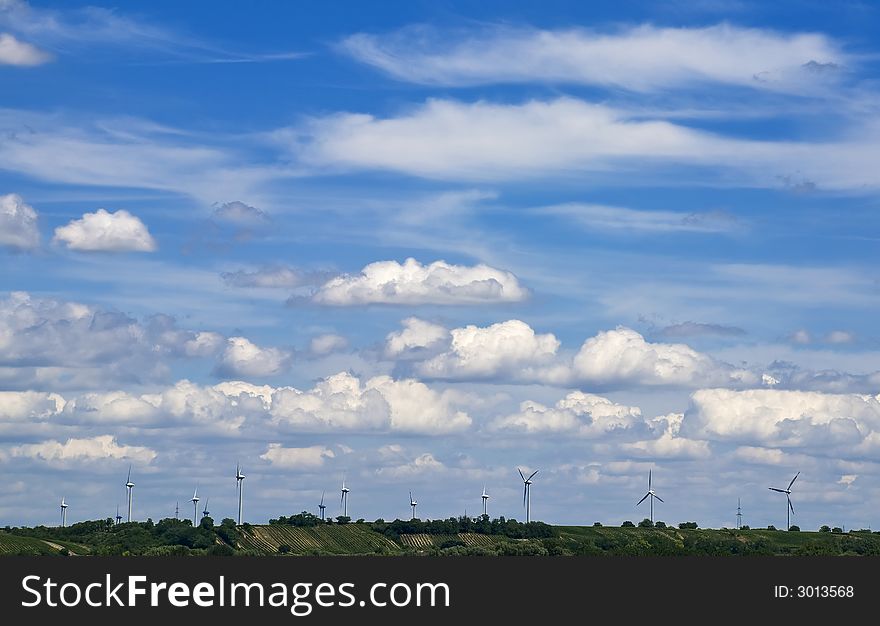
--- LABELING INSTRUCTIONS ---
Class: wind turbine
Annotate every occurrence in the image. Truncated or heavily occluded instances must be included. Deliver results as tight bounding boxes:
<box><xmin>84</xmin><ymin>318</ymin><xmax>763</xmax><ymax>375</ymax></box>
<box><xmin>481</xmin><ymin>485</ymin><xmax>490</xmax><ymax>517</ymax></box>
<box><xmin>340</xmin><ymin>474</ymin><xmax>350</xmax><ymax>518</ymax></box>
<box><xmin>115</xmin><ymin>504</ymin><xmax>122</xmax><ymax>526</ymax></box>
<box><xmin>191</xmin><ymin>486</ymin><xmax>200</xmax><ymax>526</ymax></box>
<box><xmin>636</xmin><ymin>470</ymin><xmax>664</xmax><ymax>524</ymax></box>
<box><xmin>769</xmin><ymin>471</ymin><xmax>799</xmax><ymax>531</ymax></box>
<box><xmin>175</xmin><ymin>501</ymin><xmax>179</xmax><ymax>521</ymax></box>
<box><xmin>518</xmin><ymin>468</ymin><xmax>538</xmax><ymax>523</ymax></box>
<box><xmin>235</xmin><ymin>463</ymin><xmax>245</xmax><ymax>526</ymax></box>
<box><xmin>409</xmin><ymin>491</ymin><xmax>418</xmax><ymax>519</ymax></box>
<box><xmin>736</xmin><ymin>498</ymin><xmax>743</xmax><ymax>530</ymax></box>
<box><xmin>125</xmin><ymin>465</ymin><xmax>134</xmax><ymax>523</ymax></box>
<box><xmin>202</xmin><ymin>497</ymin><xmax>210</xmax><ymax>519</ymax></box>
<box><xmin>60</xmin><ymin>497</ymin><xmax>68</xmax><ymax>528</ymax></box>
<box><xmin>318</xmin><ymin>491</ymin><xmax>326</xmax><ymax>521</ymax></box>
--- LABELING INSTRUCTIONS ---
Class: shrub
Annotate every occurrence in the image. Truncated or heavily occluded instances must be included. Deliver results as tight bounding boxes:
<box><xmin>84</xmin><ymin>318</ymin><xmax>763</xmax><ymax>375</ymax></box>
<box><xmin>678</xmin><ymin>522</ymin><xmax>698</xmax><ymax>529</ymax></box>
<box><xmin>819</xmin><ymin>525</ymin><xmax>831</xmax><ymax>533</ymax></box>
<box><xmin>621</xmin><ymin>521</ymin><xmax>635</xmax><ymax>527</ymax></box>
<box><xmin>277</xmin><ymin>544</ymin><xmax>292</xmax><ymax>554</ymax></box>
<box><xmin>789</xmin><ymin>525</ymin><xmax>800</xmax><ymax>532</ymax></box>
<box><xmin>638</xmin><ymin>519</ymin><xmax>654</xmax><ymax>528</ymax></box>
<box><xmin>593</xmin><ymin>522</ymin><xmax>602</xmax><ymax>527</ymax></box>
<box><xmin>655</xmin><ymin>521</ymin><xmax>667</xmax><ymax>528</ymax></box>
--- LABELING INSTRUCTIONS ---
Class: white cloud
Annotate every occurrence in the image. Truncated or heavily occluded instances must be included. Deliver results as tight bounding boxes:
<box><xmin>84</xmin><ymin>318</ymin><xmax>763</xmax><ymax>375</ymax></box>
<box><xmin>0</xmin><ymin>292</ymin><xmax>224</xmax><ymax>389</ymax></box>
<box><xmin>260</xmin><ymin>443</ymin><xmax>335</xmax><ymax>469</ymax></box>
<box><xmin>572</xmin><ymin>327</ymin><xmax>755</xmax><ymax>387</ymax></box>
<box><xmin>417</xmin><ymin>319</ymin><xmax>562</xmax><ymax>381</ymax></box>
<box><xmin>790</xmin><ymin>329</ymin><xmax>812</xmax><ymax>344</ymax></box>
<box><xmin>622</xmin><ymin>430</ymin><xmax>711</xmax><ymax>459</ymax></box>
<box><xmin>375</xmin><ymin>452</ymin><xmax>445</xmax><ymax>479</ymax></box>
<box><xmin>0</xmin><ymin>390</ymin><xmax>65</xmax><ymax>421</ymax></box>
<box><xmin>384</xmin><ymin>317</ymin><xmax>449</xmax><ymax>358</ymax></box>
<box><xmin>221</xmin><ymin>265</ymin><xmax>324</xmax><ymax>289</ymax></box>
<box><xmin>183</xmin><ymin>331</ymin><xmax>225</xmax><ymax>357</ymax></box>
<box><xmin>211</xmin><ymin>200</ymin><xmax>269</xmax><ymax>225</ymax></box>
<box><xmin>289</xmin><ymin>97</ymin><xmax>880</xmax><ymax>191</ymax></box>
<box><xmin>6</xmin><ymin>435</ymin><xmax>156</xmax><ymax>464</ymax></box>
<box><xmin>540</xmin><ymin>203</ymin><xmax>740</xmax><ymax>234</ymax></box>
<box><xmin>269</xmin><ymin>371</ymin><xmax>471</xmax><ymax>434</ymax></box>
<box><xmin>838</xmin><ymin>474</ymin><xmax>857</xmax><ymax>487</ymax></box>
<box><xmin>732</xmin><ymin>445</ymin><xmax>789</xmax><ymax>465</ymax></box>
<box><xmin>682</xmin><ymin>388</ymin><xmax>880</xmax><ymax>448</ymax></box>
<box><xmin>826</xmin><ymin>330</ymin><xmax>854</xmax><ymax>345</ymax></box>
<box><xmin>309</xmin><ymin>333</ymin><xmax>348</xmax><ymax>356</ymax></box>
<box><xmin>490</xmin><ymin>390</ymin><xmax>644</xmax><ymax>437</ymax></box>
<box><xmin>53</xmin><ymin>208</ymin><xmax>156</xmax><ymax>252</ymax></box>
<box><xmin>310</xmin><ymin>258</ymin><xmax>527</xmax><ymax>305</ymax></box>
<box><xmin>214</xmin><ymin>336</ymin><xmax>292</xmax><ymax>379</ymax></box>
<box><xmin>341</xmin><ymin>24</ymin><xmax>843</xmax><ymax>93</ymax></box>
<box><xmin>0</xmin><ymin>31</ymin><xmax>50</xmax><ymax>65</ymax></box>
<box><xmin>0</xmin><ymin>193</ymin><xmax>39</xmax><ymax>250</ymax></box>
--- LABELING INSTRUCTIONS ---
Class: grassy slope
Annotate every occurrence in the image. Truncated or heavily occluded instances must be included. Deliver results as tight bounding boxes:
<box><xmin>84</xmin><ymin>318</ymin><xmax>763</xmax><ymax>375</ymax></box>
<box><xmin>0</xmin><ymin>531</ymin><xmax>65</xmax><ymax>555</ymax></box>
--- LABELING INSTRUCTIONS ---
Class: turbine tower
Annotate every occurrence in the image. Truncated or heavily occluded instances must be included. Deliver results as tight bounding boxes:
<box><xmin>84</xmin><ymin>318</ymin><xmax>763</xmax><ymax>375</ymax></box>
<box><xmin>191</xmin><ymin>486</ymin><xmax>200</xmax><ymax>526</ymax></box>
<box><xmin>636</xmin><ymin>469</ymin><xmax>664</xmax><ymax>523</ymax></box>
<box><xmin>769</xmin><ymin>471</ymin><xmax>800</xmax><ymax>531</ymax></box>
<box><xmin>115</xmin><ymin>504</ymin><xmax>122</xmax><ymax>526</ymax></box>
<box><xmin>410</xmin><ymin>491</ymin><xmax>418</xmax><ymax>519</ymax></box>
<box><xmin>340</xmin><ymin>474</ymin><xmax>350</xmax><ymax>518</ymax></box>
<box><xmin>318</xmin><ymin>491</ymin><xmax>326</xmax><ymax>521</ymax></box>
<box><xmin>481</xmin><ymin>485</ymin><xmax>490</xmax><ymax>517</ymax></box>
<box><xmin>60</xmin><ymin>497</ymin><xmax>68</xmax><ymax>528</ymax></box>
<box><xmin>235</xmin><ymin>463</ymin><xmax>245</xmax><ymax>526</ymax></box>
<box><xmin>125</xmin><ymin>465</ymin><xmax>134</xmax><ymax>523</ymax></box>
<box><xmin>736</xmin><ymin>498</ymin><xmax>743</xmax><ymax>530</ymax></box>
<box><xmin>518</xmin><ymin>468</ymin><xmax>539</xmax><ymax>523</ymax></box>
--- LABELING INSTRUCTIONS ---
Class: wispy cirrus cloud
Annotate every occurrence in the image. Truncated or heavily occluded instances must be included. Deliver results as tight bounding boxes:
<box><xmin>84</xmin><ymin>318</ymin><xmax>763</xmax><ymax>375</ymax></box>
<box><xmin>340</xmin><ymin>23</ymin><xmax>846</xmax><ymax>94</ymax></box>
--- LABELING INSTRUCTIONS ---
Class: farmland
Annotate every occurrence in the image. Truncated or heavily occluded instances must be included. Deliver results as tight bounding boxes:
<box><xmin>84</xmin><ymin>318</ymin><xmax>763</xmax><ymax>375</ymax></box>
<box><xmin>5</xmin><ymin>518</ymin><xmax>880</xmax><ymax>556</ymax></box>
<box><xmin>0</xmin><ymin>532</ymin><xmax>65</xmax><ymax>555</ymax></box>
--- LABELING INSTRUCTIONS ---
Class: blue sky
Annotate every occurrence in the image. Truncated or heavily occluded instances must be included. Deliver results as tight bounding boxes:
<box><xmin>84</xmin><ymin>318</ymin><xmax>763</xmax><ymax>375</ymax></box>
<box><xmin>2</xmin><ymin>0</ymin><xmax>880</xmax><ymax>531</ymax></box>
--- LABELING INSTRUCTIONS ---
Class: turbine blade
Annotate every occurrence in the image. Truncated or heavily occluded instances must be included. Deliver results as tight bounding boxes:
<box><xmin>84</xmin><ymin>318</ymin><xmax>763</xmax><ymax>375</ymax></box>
<box><xmin>518</xmin><ymin>467</ymin><xmax>526</xmax><ymax>482</ymax></box>
<box><xmin>637</xmin><ymin>493</ymin><xmax>650</xmax><ymax>506</ymax></box>
<box><xmin>788</xmin><ymin>471</ymin><xmax>800</xmax><ymax>490</ymax></box>
<box><xmin>654</xmin><ymin>495</ymin><xmax>664</xmax><ymax>503</ymax></box>
<box><xmin>649</xmin><ymin>469</ymin><xmax>652</xmax><ymax>490</ymax></box>
<box><xmin>320</xmin><ymin>491</ymin><xmax>325</xmax><ymax>506</ymax></box>
<box><xmin>768</xmin><ymin>487</ymin><xmax>786</xmax><ymax>493</ymax></box>
<box><xmin>788</xmin><ymin>497</ymin><xmax>795</xmax><ymax>515</ymax></box>
<box><xmin>528</xmin><ymin>469</ymin><xmax>539</xmax><ymax>481</ymax></box>
<box><xmin>127</xmin><ymin>465</ymin><xmax>131</xmax><ymax>483</ymax></box>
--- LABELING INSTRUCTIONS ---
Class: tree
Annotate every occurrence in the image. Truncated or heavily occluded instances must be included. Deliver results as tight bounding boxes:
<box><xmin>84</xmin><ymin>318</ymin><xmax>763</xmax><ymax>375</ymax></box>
<box><xmin>621</xmin><ymin>521</ymin><xmax>635</xmax><ymax>527</ymax></box>
<box><xmin>592</xmin><ymin>522</ymin><xmax>602</xmax><ymax>527</ymax></box>
<box><xmin>655</xmin><ymin>521</ymin><xmax>667</xmax><ymax>528</ymax></box>
<box><xmin>638</xmin><ymin>518</ymin><xmax>654</xmax><ymax>528</ymax></box>
<box><xmin>832</xmin><ymin>527</ymin><xmax>843</xmax><ymax>533</ymax></box>
<box><xmin>789</xmin><ymin>525</ymin><xmax>800</xmax><ymax>532</ymax></box>
<box><xmin>335</xmin><ymin>516</ymin><xmax>351</xmax><ymax>525</ymax></box>
<box><xmin>740</xmin><ymin>525</ymin><xmax>750</xmax><ymax>530</ymax></box>
<box><xmin>678</xmin><ymin>522</ymin><xmax>698</xmax><ymax>529</ymax></box>
<box><xmin>277</xmin><ymin>544</ymin><xmax>291</xmax><ymax>554</ymax></box>
<box><xmin>767</xmin><ymin>525</ymin><xmax>777</xmax><ymax>531</ymax></box>
<box><xmin>819</xmin><ymin>525</ymin><xmax>831</xmax><ymax>533</ymax></box>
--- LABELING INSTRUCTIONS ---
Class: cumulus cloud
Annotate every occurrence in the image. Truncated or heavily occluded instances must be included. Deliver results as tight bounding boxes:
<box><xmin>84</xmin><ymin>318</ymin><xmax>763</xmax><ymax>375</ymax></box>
<box><xmin>490</xmin><ymin>390</ymin><xmax>644</xmax><ymax>437</ymax></box>
<box><xmin>4</xmin><ymin>435</ymin><xmax>155</xmax><ymax>464</ymax></box>
<box><xmin>733</xmin><ymin>445</ymin><xmax>789</xmax><ymax>465</ymax></box>
<box><xmin>0</xmin><ymin>32</ymin><xmax>51</xmax><ymax>66</ymax></box>
<box><xmin>211</xmin><ymin>200</ymin><xmax>270</xmax><ymax>225</ymax></box>
<box><xmin>682</xmin><ymin>388</ymin><xmax>880</xmax><ymax>449</ymax></box>
<box><xmin>309</xmin><ymin>333</ymin><xmax>348</xmax><ymax>356</ymax></box>
<box><xmin>214</xmin><ymin>337</ymin><xmax>292</xmax><ymax>379</ymax></box>
<box><xmin>0</xmin><ymin>292</ymin><xmax>225</xmax><ymax>389</ymax></box>
<box><xmin>825</xmin><ymin>330</ymin><xmax>855</xmax><ymax>345</ymax></box>
<box><xmin>573</xmin><ymin>327</ymin><xmax>755</xmax><ymax>387</ymax></box>
<box><xmin>375</xmin><ymin>452</ymin><xmax>445</xmax><ymax>479</ymax></box>
<box><xmin>384</xmin><ymin>317</ymin><xmax>449</xmax><ymax>358</ymax></box>
<box><xmin>53</xmin><ymin>209</ymin><xmax>156</xmax><ymax>252</ymax></box>
<box><xmin>838</xmin><ymin>474</ymin><xmax>857</xmax><ymax>487</ymax></box>
<box><xmin>310</xmin><ymin>258</ymin><xmax>527</xmax><ymax>306</ymax></box>
<box><xmin>340</xmin><ymin>24</ymin><xmax>843</xmax><ymax>93</ymax></box>
<box><xmin>269</xmin><ymin>372</ymin><xmax>471</xmax><ymax>434</ymax></box>
<box><xmin>0</xmin><ymin>193</ymin><xmax>40</xmax><ymax>250</ymax></box>
<box><xmin>0</xmin><ymin>390</ymin><xmax>65</xmax><ymax>421</ymax></box>
<box><xmin>183</xmin><ymin>331</ymin><xmax>225</xmax><ymax>357</ymax></box>
<box><xmin>260</xmin><ymin>443</ymin><xmax>335</xmax><ymax>469</ymax></box>
<box><xmin>417</xmin><ymin>319</ymin><xmax>562</xmax><ymax>381</ymax></box>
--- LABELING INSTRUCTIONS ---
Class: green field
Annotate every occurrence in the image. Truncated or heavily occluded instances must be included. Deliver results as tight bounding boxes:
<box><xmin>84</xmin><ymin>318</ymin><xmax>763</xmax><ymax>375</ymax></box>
<box><xmin>0</xmin><ymin>532</ymin><xmax>64</xmax><ymax>555</ymax></box>
<box><xmin>5</xmin><ymin>520</ymin><xmax>880</xmax><ymax>556</ymax></box>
